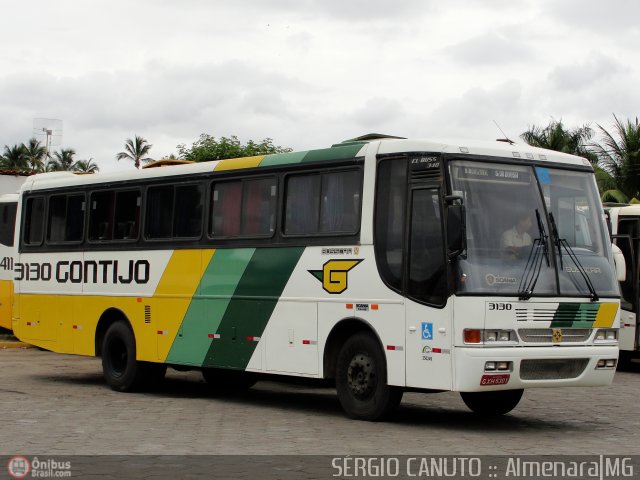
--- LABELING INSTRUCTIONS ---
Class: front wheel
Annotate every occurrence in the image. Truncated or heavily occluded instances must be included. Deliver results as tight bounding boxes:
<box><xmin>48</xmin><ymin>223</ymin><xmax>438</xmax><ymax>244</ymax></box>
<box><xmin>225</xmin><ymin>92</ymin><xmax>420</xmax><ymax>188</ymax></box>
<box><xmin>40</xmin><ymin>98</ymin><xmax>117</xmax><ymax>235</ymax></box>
<box><xmin>460</xmin><ymin>389</ymin><xmax>524</xmax><ymax>415</ymax></box>
<box><xmin>335</xmin><ymin>332</ymin><xmax>403</xmax><ymax>421</ymax></box>
<box><xmin>102</xmin><ymin>321</ymin><xmax>166</xmax><ymax>391</ymax></box>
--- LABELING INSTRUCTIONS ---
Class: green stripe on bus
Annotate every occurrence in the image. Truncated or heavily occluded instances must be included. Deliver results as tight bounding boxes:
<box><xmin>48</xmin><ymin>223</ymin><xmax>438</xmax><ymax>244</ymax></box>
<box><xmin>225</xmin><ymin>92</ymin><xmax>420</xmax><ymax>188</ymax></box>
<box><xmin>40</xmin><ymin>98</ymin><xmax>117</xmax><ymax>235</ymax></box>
<box><xmin>259</xmin><ymin>151</ymin><xmax>308</xmax><ymax>167</ymax></box>
<box><xmin>550</xmin><ymin>303</ymin><xmax>599</xmax><ymax>328</ymax></box>
<box><xmin>300</xmin><ymin>145</ymin><xmax>364</xmax><ymax>163</ymax></box>
<box><xmin>203</xmin><ymin>247</ymin><xmax>304</xmax><ymax>370</ymax></box>
<box><xmin>166</xmin><ymin>249</ymin><xmax>254</xmax><ymax>366</ymax></box>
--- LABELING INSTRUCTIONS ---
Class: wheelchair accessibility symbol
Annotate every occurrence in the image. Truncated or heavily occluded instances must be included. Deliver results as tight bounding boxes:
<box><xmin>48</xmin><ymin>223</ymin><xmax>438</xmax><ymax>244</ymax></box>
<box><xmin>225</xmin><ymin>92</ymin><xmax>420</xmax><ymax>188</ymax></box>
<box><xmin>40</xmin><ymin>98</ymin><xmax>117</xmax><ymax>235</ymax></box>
<box><xmin>421</xmin><ymin>322</ymin><xmax>433</xmax><ymax>340</ymax></box>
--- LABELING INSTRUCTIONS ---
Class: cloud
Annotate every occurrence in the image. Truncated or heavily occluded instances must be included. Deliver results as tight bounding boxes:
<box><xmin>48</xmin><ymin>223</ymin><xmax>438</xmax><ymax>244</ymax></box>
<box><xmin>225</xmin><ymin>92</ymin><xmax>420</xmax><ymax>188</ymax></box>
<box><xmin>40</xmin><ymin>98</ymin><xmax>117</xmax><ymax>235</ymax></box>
<box><xmin>445</xmin><ymin>32</ymin><xmax>535</xmax><ymax>66</ymax></box>
<box><xmin>544</xmin><ymin>0</ymin><xmax>640</xmax><ymax>32</ymax></box>
<box><xmin>548</xmin><ymin>53</ymin><xmax>628</xmax><ymax>92</ymax></box>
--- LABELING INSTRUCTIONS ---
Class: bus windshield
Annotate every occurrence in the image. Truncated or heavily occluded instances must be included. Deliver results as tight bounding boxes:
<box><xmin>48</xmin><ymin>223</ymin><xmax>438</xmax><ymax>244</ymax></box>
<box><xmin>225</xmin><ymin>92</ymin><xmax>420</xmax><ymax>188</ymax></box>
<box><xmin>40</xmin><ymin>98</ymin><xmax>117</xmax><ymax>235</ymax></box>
<box><xmin>450</xmin><ymin>160</ymin><xmax>619</xmax><ymax>298</ymax></box>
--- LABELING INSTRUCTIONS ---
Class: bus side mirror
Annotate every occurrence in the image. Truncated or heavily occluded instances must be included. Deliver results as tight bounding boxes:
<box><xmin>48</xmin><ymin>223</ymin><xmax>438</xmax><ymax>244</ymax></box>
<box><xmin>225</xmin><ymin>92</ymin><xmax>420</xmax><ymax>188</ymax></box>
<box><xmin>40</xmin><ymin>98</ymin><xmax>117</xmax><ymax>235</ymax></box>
<box><xmin>612</xmin><ymin>243</ymin><xmax>626</xmax><ymax>282</ymax></box>
<box><xmin>447</xmin><ymin>203</ymin><xmax>466</xmax><ymax>259</ymax></box>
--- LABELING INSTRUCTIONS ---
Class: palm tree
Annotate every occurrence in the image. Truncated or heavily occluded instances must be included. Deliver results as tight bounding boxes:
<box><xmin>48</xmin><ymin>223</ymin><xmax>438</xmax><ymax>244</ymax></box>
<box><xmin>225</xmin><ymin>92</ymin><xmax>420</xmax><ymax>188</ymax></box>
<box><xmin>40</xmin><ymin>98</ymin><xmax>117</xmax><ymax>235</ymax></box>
<box><xmin>116</xmin><ymin>135</ymin><xmax>153</xmax><ymax>169</ymax></box>
<box><xmin>48</xmin><ymin>148</ymin><xmax>77</xmax><ymax>171</ymax></box>
<box><xmin>73</xmin><ymin>158</ymin><xmax>99</xmax><ymax>173</ymax></box>
<box><xmin>520</xmin><ymin>119</ymin><xmax>596</xmax><ymax>162</ymax></box>
<box><xmin>592</xmin><ymin>115</ymin><xmax>640</xmax><ymax>203</ymax></box>
<box><xmin>23</xmin><ymin>137</ymin><xmax>47</xmax><ymax>172</ymax></box>
<box><xmin>1</xmin><ymin>144</ymin><xmax>29</xmax><ymax>171</ymax></box>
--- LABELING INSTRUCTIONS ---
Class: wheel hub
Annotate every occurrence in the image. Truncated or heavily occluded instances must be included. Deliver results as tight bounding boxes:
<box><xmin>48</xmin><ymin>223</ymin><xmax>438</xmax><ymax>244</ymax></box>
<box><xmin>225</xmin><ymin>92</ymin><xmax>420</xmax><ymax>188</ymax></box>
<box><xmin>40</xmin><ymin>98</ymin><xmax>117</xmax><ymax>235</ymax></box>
<box><xmin>347</xmin><ymin>353</ymin><xmax>376</xmax><ymax>399</ymax></box>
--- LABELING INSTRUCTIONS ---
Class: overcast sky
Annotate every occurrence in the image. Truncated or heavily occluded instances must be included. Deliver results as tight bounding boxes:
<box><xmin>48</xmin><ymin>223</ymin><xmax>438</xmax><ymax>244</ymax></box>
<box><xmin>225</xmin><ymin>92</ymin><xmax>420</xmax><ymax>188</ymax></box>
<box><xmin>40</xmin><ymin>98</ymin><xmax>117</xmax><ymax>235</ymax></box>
<box><xmin>1</xmin><ymin>0</ymin><xmax>638</xmax><ymax>171</ymax></box>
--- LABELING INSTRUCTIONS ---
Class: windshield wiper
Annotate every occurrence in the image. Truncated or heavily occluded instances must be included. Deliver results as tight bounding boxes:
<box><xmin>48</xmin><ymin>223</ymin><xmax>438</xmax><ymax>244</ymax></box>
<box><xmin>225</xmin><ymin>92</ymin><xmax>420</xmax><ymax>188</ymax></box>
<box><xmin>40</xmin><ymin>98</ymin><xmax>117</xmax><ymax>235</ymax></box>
<box><xmin>548</xmin><ymin>212</ymin><xmax>599</xmax><ymax>302</ymax></box>
<box><xmin>518</xmin><ymin>209</ymin><xmax>550</xmax><ymax>300</ymax></box>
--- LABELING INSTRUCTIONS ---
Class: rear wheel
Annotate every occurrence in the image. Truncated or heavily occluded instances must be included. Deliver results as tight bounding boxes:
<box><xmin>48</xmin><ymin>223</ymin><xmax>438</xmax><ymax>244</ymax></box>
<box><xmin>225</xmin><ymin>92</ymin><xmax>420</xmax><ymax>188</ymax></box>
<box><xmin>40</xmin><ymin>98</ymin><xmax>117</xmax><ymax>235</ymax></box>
<box><xmin>101</xmin><ymin>321</ymin><xmax>166</xmax><ymax>391</ymax></box>
<box><xmin>335</xmin><ymin>332</ymin><xmax>403</xmax><ymax>421</ymax></box>
<box><xmin>202</xmin><ymin>368</ymin><xmax>257</xmax><ymax>390</ymax></box>
<box><xmin>460</xmin><ymin>389</ymin><xmax>523</xmax><ymax>415</ymax></box>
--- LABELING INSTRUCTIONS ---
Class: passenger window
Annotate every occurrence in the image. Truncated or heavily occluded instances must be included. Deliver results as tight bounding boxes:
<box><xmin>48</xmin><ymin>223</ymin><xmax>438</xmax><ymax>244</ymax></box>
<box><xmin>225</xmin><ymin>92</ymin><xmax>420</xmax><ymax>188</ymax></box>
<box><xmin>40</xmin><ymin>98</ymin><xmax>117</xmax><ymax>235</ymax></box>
<box><xmin>174</xmin><ymin>185</ymin><xmax>203</xmax><ymax>238</ymax></box>
<box><xmin>146</xmin><ymin>186</ymin><xmax>174</xmax><ymax>239</ymax></box>
<box><xmin>210</xmin><ymin>178</ymin><xmax>276</xmax><ymax>238</ymax></box>
<box><xmin>48</xmin><ymin>194</ymin><xmax>85</xmax><ymax>243</ymax></box>
<box><xmin>284</xmin><ymin>170</ymin><xmax>361</xmax><ymax>235</ymax></box>
<box><xmin>89</xmin><ymin>190</ymin><xmax>140</xmax><ymax>241</ymax></box>
<box><xmin>23</xmin><ymin>197</ymin><xmax>45</xmax><ymax>246</ymax></box>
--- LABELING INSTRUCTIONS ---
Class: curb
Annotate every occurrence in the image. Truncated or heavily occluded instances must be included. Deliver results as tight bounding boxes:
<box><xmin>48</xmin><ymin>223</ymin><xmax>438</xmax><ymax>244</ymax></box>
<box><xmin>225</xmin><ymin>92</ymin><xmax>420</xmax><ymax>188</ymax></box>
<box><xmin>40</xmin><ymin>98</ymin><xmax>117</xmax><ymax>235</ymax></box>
<box><xmin>0</xmin><ymin>340</ymin><xmax>34</xmax><ymax>349</ymax></box>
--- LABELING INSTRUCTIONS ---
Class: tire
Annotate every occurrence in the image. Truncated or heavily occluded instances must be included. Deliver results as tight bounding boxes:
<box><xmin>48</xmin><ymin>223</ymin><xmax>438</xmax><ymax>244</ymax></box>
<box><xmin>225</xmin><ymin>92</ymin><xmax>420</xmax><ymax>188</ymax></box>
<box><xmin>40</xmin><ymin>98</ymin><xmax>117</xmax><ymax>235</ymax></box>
<box><xmin>460</xmin><ymin>389</ymin><xmax>524</xmax><ymax>416</ymax></box>
<box><xmin>202</xmin><ymin>368</ymin><xmax>257</xmax><ymax>390</ymax></box>
<box><xmin>335</xmin><ymin>332</ymin><xmax>403</xmax><ymax>421</ymax></box>
<box><xmin>101</xmin><ymin>321</ymin><xmax>166</xmax><ymax>391</ymax></box>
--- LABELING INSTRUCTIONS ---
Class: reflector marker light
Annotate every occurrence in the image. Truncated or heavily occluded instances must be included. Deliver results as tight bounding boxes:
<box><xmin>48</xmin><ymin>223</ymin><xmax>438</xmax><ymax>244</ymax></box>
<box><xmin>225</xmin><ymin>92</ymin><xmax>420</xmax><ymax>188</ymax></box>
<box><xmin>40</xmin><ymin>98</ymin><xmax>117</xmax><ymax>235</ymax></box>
<box><xmin>246</xmin><ymin>336</ymin><xmax>261</xmax><ymax>342</ymax></box>
<box><xmin>302</xmin><ymin>340</ymin><xmax>318</xmax><ymax>345</ymax></box>
<box><xmin>386</xmin><ymin>345</ymin><xmax>404</xmax><ymax>351</ymax></box>
<box><xmin>346</xmin><ymin>304</ymin><xmax>354</xmax><ymax>310</ymax></box>
<box><xmin>157</xmin><ymin>330</ymin><xmax>168</xmax><ymax>335</ymax></box>
<box><xmin>208</xmin><ymin>333</ymin><xmax>221</xmax><ymax>339</ymax></box>
<box><xmin>371</xmin><ymin>304</ymin><xmax>379</xmax><ymax>310</ymax></box>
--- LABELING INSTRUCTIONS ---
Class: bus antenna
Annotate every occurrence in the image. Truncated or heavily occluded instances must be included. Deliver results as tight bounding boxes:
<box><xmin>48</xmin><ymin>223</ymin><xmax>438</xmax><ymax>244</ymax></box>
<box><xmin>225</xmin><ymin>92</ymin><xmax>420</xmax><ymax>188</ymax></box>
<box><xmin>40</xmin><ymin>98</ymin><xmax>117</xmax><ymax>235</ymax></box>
<box><xmin>493</xmin><ymin>120</ymin><xmax>515</xmax><ymax>145</ymax></box>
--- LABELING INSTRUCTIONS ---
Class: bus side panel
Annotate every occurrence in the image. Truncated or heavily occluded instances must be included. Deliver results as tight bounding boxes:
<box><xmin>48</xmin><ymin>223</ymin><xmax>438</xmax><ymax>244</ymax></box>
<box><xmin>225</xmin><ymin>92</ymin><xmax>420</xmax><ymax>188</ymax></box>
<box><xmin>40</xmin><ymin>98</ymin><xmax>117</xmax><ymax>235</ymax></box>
<box><xmin>0</xmin><ymin>280</ymin><xmax>13</xmax><ymax>330</ymax></box>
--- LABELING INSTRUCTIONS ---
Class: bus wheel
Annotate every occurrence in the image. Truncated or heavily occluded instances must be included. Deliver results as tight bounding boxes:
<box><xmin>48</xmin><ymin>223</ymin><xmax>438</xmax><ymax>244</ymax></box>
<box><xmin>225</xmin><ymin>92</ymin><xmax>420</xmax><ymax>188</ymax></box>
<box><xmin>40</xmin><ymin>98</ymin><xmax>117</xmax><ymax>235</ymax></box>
<box><xmin>202</xmin><ymin>368</ymin><xmax>257</xmax><ymax>390</ymax></box>
<box><xmin>460</xmin><ymin>389</ymin><xmax>524</xmax><ymax>416</ymax></box>
<box><xmin>335</xmin><ymin>332</ymin><xmax>403</xmax><ymax>421</ymax></box>
<box><xmin>101</xmin><ymin>321</ymin><xmax>154</xmax><ymax>392</ymax></box>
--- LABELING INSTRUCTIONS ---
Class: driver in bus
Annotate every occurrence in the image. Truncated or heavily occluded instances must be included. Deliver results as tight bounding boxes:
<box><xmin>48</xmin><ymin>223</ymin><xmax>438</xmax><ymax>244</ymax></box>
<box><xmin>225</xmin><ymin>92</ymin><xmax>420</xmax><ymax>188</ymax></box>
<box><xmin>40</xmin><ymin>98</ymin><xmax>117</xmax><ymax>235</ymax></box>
<box><xmin>501</xmin><ymin>213</ymin><xmax>533</xmax><ymax>258</ymax></box>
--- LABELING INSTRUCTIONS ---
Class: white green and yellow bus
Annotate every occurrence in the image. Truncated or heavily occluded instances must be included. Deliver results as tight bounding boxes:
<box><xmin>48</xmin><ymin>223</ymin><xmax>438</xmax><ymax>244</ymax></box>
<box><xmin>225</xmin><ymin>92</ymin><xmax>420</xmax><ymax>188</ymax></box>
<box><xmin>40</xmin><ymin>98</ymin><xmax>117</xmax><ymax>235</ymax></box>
<box><xmin>10</xmin><ymin>135</ymin><xmax>621</xmax><ymax>420</ymax></box>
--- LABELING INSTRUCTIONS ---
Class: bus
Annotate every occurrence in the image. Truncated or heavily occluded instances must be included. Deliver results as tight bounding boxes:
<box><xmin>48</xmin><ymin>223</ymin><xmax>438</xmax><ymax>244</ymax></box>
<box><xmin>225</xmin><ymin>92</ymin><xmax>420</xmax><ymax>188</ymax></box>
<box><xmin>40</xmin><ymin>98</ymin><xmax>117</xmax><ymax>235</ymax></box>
<box><xmin>0</xmin><ymin>171</ymin><xmax>34</xmax><ymax>330</ymax></box>
<box><xmin>11</xmin><ymin>136</ymin><xmax>621</xmax><ymax>420</ymax></box>
<box><xmin>605</xmin><ymin>205</ymin><xmax>640</xmax><ymax>367</ymax></box>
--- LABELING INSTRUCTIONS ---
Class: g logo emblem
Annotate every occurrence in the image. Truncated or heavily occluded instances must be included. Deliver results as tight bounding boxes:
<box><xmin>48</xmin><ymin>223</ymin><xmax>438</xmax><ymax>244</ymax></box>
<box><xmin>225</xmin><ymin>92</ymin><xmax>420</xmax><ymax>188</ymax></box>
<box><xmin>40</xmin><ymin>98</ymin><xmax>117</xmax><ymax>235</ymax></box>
<box><xmin>309</xmin><ymin>259</ymin><xmax>363</xmax><ymax>294</ymax></box>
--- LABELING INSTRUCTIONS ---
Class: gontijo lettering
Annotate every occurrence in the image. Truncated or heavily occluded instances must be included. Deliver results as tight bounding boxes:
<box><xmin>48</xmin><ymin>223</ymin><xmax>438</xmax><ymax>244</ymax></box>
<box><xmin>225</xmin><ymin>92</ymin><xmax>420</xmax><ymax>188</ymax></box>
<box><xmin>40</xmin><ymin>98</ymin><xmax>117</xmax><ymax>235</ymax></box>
<box><xmin>14</xmin><ymin>260</ymin><xmax>150</xmax><ymax>284</ymax></box>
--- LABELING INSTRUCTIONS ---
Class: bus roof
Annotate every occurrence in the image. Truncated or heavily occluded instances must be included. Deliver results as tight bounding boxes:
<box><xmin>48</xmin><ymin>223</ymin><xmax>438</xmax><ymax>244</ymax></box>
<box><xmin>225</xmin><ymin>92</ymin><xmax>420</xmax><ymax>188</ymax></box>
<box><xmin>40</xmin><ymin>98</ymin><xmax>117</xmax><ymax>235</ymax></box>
<box><xmin>20</xmin><ymin>138</ymin><xmax>591</xmax><ymax>193</ymax></box>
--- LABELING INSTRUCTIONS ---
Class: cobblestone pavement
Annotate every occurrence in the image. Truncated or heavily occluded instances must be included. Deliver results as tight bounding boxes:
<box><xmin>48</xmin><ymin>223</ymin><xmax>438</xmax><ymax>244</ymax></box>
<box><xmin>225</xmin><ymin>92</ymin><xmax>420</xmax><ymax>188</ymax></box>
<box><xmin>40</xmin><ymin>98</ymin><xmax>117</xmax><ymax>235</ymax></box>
<box><xmin>1</xmin><ymin>349</ymin><xmax>639</xmax><ymax>456</ymax></box>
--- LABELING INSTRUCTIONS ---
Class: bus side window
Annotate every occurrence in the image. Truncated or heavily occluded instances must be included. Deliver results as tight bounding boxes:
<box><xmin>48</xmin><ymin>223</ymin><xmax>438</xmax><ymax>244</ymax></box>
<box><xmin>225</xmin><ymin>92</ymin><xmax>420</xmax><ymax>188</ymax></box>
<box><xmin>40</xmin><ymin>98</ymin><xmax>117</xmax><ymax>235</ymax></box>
<box><xmin>0</xmin><ymin>202</ymin><xmax>16</xmax><ymax>247</ymax></box>
<box><xmin>48</xmin><ymin>194</ymin><xmax>84</xmax><ymax>243</ymax></box>
<box><xmin>174</xmin><ymin>184</ymin><xmax>203</xmax><ymax>238</ymax></box>
<box><xmin>89</xmin><ymin>191</ymin><xmax>114</xmax><ymax>241</ymax></box>
<box><xmin>211</xmin><ymin>181</ymin><xmax>242</xmax><ymax>237</ymax></box>
<box><xmin>23</xmin><ymin>197</ymin><xmax>45</xmax><ymax>246</ymax></box>
<box><xmin>113</xmin><ymin>190</ymin><xmax>140</xmax><ymax>240</ymax></box>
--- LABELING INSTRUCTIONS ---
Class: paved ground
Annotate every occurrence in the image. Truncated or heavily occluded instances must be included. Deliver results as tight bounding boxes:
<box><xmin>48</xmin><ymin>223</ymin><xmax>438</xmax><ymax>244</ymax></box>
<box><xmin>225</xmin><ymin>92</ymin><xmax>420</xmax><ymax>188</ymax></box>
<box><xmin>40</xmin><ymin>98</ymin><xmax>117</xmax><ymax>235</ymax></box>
<box><xmin>1</xmin><ymin>348</ymin><xmax>639</xmax><ymax>456</ymax></box>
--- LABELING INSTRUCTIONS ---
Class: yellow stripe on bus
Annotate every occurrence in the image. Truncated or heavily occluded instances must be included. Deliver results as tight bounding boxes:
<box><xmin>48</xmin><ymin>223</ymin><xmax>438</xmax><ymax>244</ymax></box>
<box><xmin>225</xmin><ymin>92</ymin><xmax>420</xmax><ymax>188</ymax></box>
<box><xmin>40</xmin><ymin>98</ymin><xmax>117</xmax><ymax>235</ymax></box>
<box><xmin>593</xmin><ymin>303</ymin><xmax>618</xmax><ymax>328</ymax></box>
<box><xmin>151</xmin><ymin>249</ymin><xmax>215</xmax><ymax>362</ymax></box>
<box><xmin>213</xmin><ymin>156</ymin><xmax>265</xmax><ymax>171</ymax></box>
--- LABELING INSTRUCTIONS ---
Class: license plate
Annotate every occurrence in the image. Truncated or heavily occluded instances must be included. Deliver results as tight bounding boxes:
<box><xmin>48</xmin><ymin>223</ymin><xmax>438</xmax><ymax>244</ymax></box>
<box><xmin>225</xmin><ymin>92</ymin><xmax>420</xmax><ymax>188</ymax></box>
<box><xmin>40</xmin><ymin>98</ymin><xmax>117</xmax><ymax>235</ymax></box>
<box><xmin>480</xmin><ymin>374</ymin><xmax>510</xmax><ymax>386</ymax></box>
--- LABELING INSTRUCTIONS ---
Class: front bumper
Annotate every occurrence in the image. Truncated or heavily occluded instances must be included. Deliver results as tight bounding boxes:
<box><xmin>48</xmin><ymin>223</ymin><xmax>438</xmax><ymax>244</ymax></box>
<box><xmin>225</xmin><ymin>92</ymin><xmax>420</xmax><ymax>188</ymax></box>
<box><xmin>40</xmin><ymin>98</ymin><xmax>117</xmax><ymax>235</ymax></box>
<box><xmin>454</xmin><ymin>345</ymin><xmax>618</xmax><ymax>392</ymax></box>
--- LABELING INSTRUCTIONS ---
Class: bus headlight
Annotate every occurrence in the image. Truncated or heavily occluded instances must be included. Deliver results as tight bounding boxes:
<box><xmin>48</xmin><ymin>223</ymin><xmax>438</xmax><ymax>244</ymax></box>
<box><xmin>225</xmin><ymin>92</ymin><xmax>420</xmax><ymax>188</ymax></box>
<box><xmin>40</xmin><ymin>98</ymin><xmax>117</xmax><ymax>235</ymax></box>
<box><xmin>594</xmin><ymin>329</ymin><xmax>618</xmax><ymax>343</ymax></box>
<box><xmin>463</xmin><ymin>329</ymin><xmax>517</xmax><ymax>345</ymax></box>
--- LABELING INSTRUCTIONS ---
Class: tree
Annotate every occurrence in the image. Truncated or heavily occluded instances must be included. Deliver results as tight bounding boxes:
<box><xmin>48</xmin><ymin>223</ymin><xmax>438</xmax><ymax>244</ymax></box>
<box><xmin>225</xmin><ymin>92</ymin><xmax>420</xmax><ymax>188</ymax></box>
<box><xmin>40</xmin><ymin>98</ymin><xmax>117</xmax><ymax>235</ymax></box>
<box><xmin>73</xmin><ymin>158</ymin><xmax>99</xmax><ymax>173</ymax></box>
<box><xmin>520</xmin><ymin>119</ymin><xmax>597</xmax><ymax>162</ymax></box>
<box><xmin>176</xmin><ymin>135</ymin><xmax>292</xmax><ymax>162</ymax></box>
<box><xmin>1</xmin><ymin>144</ymin><xmax>29</xmax><ymax>171</ymax></box>
<box><xmin>519</xmin><ymin>119</ymin><xmax>621</xmax><ymax>196</ymax></box>
<box><xmin>48</xmin><ymin>148</ymin><xmax>77</xmax><ymax>171</ymax></box>
<box><xmin>592</xmin><ymin>115</ymin><xmax>640</xmax><ymax>203</ymax></box>
<box><xmin>23</xmin><ymin>138</ymin><xmax>47</xmax><ymax>172</ymax></box>
<box><xmin>116</xmin><ymin>135</ymin><xmax>153</xmax><ymax>169</ymax></box>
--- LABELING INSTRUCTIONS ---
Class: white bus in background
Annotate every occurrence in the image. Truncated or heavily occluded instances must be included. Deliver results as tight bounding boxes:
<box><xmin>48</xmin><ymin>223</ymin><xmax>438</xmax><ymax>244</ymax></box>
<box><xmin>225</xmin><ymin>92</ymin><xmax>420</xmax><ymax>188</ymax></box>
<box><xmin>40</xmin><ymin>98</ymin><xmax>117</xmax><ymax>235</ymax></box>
<box><xmin>0</xmin><ymin>171</ymin><xmax>33</xmax><ymax>330</ymax></box>
<box><xmin>606</xmin><ymin>204</ymin><xmax>640</xmax><ymax>367</ymax></box>
<box><xmin>10</xmin><ymin>136</ymin><xmax>622</xmax><ymax>420</ymax></box>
